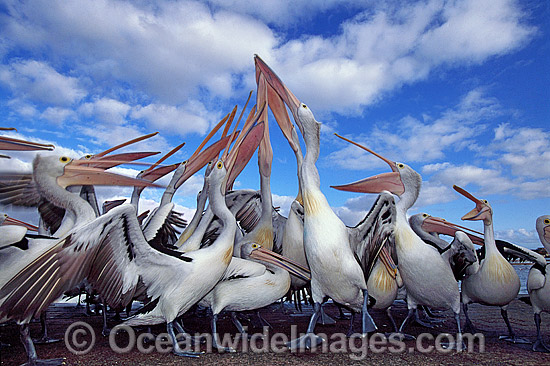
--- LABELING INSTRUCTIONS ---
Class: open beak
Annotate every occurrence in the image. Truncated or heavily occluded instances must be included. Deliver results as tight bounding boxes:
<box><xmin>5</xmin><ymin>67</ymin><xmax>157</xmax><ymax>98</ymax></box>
<box><xmin>422</xmin><ymin>215</ymin><xmax>485</xmax><ymax>246</ymax></box>
<box><xmin>57</xmin><ymin>160</ymin><xmax>163</xmax><ymax>189</ymax></box>
<box><xmin>453</xmin><ymin>185</ymin><xmax>491</xmax><ymax>221</ymax></box>
<box><xmin>2</xmin><ymin>216</ymin><xmax>39</xmax><ymax>231</ymax></box>
<box><xmin>225</xmin><ymin>122</ymin><xmax>265</xmax><ymax>191</ymax></box>
<box><xmin>0</xmin><ymin>136</ymin><xmax>55</xmax><ymax>151</ymax></box>
<box><xmin>330</xmin><ymin>134</ymin><xmax>404</xmax><ymax>195</ymax></box>
<box><xmin>255</xmin><ymin>55</ymin><xmax>303</xmax><ymax>150</ymax></box>
<box><xmin>250</xmin><ymin>246</ymin><xmax>311</xmax><ymax>282</ymax></box>
<box><xmin>174</xmin><ymin>134</ymin><xmax>237</xmax><ymax>189</ymax></box>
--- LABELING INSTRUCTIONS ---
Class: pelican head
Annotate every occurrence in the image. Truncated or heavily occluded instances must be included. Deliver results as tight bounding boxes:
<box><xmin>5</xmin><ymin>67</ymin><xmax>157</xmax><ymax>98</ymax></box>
<box><xmin>242</xmin><ymin>242</ymin><xmax>311</xmax><ymax>282</ymax></box>
<box><xmin>453</xmin><ymin>185</ymin><xmax>493</xmax><ymax>225</ymax></box>
<box><xmin>536</xmin><ymin>215</ymin><xmax>550</xmax><ymax>248</ymax></box>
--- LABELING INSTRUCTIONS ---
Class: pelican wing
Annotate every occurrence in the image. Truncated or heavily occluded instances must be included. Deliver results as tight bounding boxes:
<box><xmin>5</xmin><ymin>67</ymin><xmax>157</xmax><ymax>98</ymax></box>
<box><xmin>142</xmin><ymin>203</ymin><xmax>187</xmax><ymax>250</ymax></box>
<box><xmin>348</xmin><ymin>192</ymin><xmax>396</xmax><ymax>279</ymax></box>
<box><xmin>0</xmin><ymin>204</ymin><xmax>192</xmax><ymax>323</ymax></box>
<box><xmin>0</xmin><ymin>173</ymin><xmax>41</xmax><ymax>207</ymax></box>
<box><xmin>222</xmin><ymin>256</ymin><xmax>266</xmax><ymax>281</ymax></box>
<box><xmin>476</xmin><ymin>239</ymin><xmax>547</xmax><ymax>268</ymax></box>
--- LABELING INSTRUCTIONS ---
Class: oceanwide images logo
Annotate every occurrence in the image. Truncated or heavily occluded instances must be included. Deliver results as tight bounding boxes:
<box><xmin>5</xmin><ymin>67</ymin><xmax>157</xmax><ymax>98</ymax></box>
<box><xmin>65</xmin><ymin>322</ymin><xmax>485</xmax><ymax>360</ymax></box>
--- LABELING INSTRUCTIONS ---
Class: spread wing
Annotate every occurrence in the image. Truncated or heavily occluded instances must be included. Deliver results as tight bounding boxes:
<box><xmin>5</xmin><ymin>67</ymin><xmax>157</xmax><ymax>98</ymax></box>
<box><xmin>0</xmin><ymin>204</ymin><xmax>192</xmax><ymax>323</ymax></box>
<box><xmin>0</xmin><ymin>173</ymin><xmax>41</xmax><ymax>207</ymax></box>
<box><xmin>142</xmin><ymin>203</ymin><xmax>187</xmax><ymax>250</ymax></box>
<box><xmin>476</xmin><ymin>239</ymin><xmax>547</xmax><ymax>268</ymax></box>
<box><xmin>348</xmin><ymin>192</ymin><xmax>396</xmax><ymax>280</ymax></box>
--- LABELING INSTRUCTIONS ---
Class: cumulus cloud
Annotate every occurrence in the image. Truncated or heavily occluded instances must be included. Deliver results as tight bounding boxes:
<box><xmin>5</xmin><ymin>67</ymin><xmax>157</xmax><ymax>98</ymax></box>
<box><xmin>326</xmin><ymin>88</ymin><xmax>499</xmax><ymax>170</ymax></box>
<box><xmin>0</xmin><ymin>60</ymin><xmax>86</xmax><ymax>106</ymax></box>
<box><xmin>131</xmin><ymin>101</ymin><xmax>216</xmax><ymax>136</ymax></box>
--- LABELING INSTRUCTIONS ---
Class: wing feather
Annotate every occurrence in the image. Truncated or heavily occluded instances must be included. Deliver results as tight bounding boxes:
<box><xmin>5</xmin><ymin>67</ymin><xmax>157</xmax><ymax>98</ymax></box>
<box><xmin>348</xmin><ymin>192</ymin><xmax>396</xmax><ymax>280</ymax></box>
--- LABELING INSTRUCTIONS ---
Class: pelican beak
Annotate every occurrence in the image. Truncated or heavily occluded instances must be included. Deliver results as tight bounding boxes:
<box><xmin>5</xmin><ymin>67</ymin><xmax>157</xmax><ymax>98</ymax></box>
<box><xmin>422</xmin><ymin>216</ymin><xmax>485</xmax><ymax>246</ymax></box>
<box><xmin>225</xmin><ymin>122</ymin><xmax>265</xmax><ymax>191</ymax></box>
<box><xmin>0</xmin><ymin>136</ymin><xmax>55</xmax><ymax>151</ymax></box>
<box><xmin>102</xmin><ymin>199</ymin><xmax>127</xmax><ymax>213</ymax></box>
<box><xmin>58</xmin><ymin>160</ymin><xmax>163</xmax><ymax>189</ymax></box>
<box><xmin>254</xmin><ymin>55</ymin><xmax>301</xmax><ymax>120</ymax></box>
<box><xmin>378</xmin><ymin>246</ymin><xmax>398</xmax><ymax>279</ymax></box>
<box><xmin>141</xmin><ymin>163</ymin><xmax>179</xmax><ymax>183</ymax></box>
<box><xmin>330</xmin><ymin>134</ymin><xmax>404</xmax><ymax>195</ymax></box>
<box><xmin>174</xmin><ymin>134</ymin><xmax>236</xmax><ymax>189</ymax></box>
<box><xmin>453</xmin><ymin>185</ymin><xmax>491</xmax><ymax>222</ymax></box>
<box><xmin>84</xmin><ymin>151</ymin><xmax>160</xmax><ymax>169</ymax></box>
<box><xmin>91</xmin><ymin>132</ymin><xmax>158</xmax><ymax>158</ymax></box>
<box><xmin>255</xmin><ymin>55</ymin><xmax>304</xmax><ymax>147</ymax></box>
<box><xmin>2</xmin><ymin>216</ymin><xmax>39</xmax><ymax>231</ymax></box>
<box><xmin>331</xmin><ymin>172</ymin><xmax>404</xmax><ymax>195</ymax></box>
<box><xmin>250</xmin><ymin>246</ymin><xmax>311</xmax><ymax>282</ymax></box>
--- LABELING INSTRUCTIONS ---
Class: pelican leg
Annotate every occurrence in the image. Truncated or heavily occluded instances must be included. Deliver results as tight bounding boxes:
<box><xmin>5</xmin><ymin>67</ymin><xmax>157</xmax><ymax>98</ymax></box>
<box><xmin>336</xmin><ymin>303</ymin><xmax>351</xmax><ymax>320</ymax></box>
<box><xmin>33</xmin><ymin>311</ymin><xmax>61</xmax><ymax>344</ymax></box>
<box><xmin>462</xmin><ymin>303</ymin><xmax>478</xmax><ymax>333</ymax></box>
<box><xmin>211</xmin><ymin>314</ymin><xmax>236</xmax><ymax>352</ymax></box>
<box><xmin>230</xmin><ymin>312</ymin><xmax>251</xmax><ymax>339</ymax></box>
<box><xmin>387</xmin><ymin>307</ymin><xmax>398</xmax><ymax>332</ymax></box>
<box><xmin>20</xmin><ymin>324</ymin><xmax>65</xmax><ymax>365</ymax></box>
<box><xmin>532</xmin><ymin>313</ymin><xmax>550</xmax><ymax>352</ymax></box>
<box><xmin>397</xmin><ymin>308</ymin><xmax>415</xmax><ymax>336</ymax></box>
<box><xmin>361</xmin><ymin>289</ymin><xmax>377</xmax><ymax>334</ymax></box>
<box><xmin>286</xmin><ymin>302</ymin><xmax>324</xmax><ymax>350</ymax></box>
<box><xmin>441</xmin><ymin>313</ymin><xmax>465</xmax><ymax>350</ymax></box>
<box><xmin>100</xmin><ymin>298</ymin><xmax>110</xmax><ymax>337</ymax></box>
<box><xmin>346</xmin><ymin>311</ymin><xmax>356</xmax><ymax>337</ymax></box>
<box><xmin>167</xmin><ymin>321</ymin><xmax>202</xmax><ymax>357</ymax></box>
<box><xmin>423</xmin><ymin>305</ymin><xmax>443</xmax><ymax>318</ymax></box>
<box><xmin>413</xmin><ymin>309</ymin><xmax>440</xmax><ymax>328</ymax></box>
<box><xmin>253</xmin><ymin>310</ymin><xmax>272</xmax><ymax>329</ymax></box>
<box><xmin>317</xmin><ymin>303</ymin><xmax>336</xmax><ymax>325</ymax></box>
<box><xmin>499</xmin><ymin>308</ymin><xmax>530</xmax><ymax>344</ymax></box>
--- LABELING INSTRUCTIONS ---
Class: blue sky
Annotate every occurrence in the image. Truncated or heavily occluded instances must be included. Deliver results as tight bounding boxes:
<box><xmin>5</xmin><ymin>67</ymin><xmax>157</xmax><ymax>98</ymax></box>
<box><xmin>0</xmin><ymin>0</ymin><xmax>548</xmax><ymax>248</ymax></box>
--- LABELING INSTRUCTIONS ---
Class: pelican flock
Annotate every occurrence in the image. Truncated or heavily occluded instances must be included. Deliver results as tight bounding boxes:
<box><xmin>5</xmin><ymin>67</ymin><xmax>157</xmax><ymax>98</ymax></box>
<box><xmin>0</xmin><ymin>55</ymin><xmax>548</xmax><ymax>366</ymax></box>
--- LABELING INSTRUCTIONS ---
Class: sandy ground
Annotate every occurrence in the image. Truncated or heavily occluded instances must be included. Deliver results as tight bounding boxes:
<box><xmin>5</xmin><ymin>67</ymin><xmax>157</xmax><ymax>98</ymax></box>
<box><xmin>1</xmin><ymin>299</ymin><xmax>550</xmax><ymax>365</ymax></box>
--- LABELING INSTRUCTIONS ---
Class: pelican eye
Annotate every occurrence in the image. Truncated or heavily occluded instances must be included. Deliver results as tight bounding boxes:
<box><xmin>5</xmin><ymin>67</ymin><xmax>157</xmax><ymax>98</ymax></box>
<box><xmin>302</xmin><ymin>104</ymin><xmax>307</xmax><ymax>109</ymax></box>
<box><xmin>483</xmin><ymin>200</ymin><xmax>488</xmax><ymax>204</ymax></box>
<box><xmin>422</xmin><ymin>213</ymin><xmax>429</xmax><ymax>218</ymax></box>
<box><xmin>216</xmin><ymin>161</ymin><xmax>223</xmax><ymax>169</ymax></box>
<box><xmin>397</xmin><ymin>163</ymin><xmax>404</xmax><ymax>169</ymax></box>
<box><xmin>545</xmin><ymin>219</ymin><xmax>550</xmax><ymax>224</ymax></box>
<box><xmin>84</xmin><ymin>154</ymin><xmax>92</xmax><ymax>159</ymax></box>
<box><xmin>252</xmin><ymin>243</ymin><xmax>259</xmax><ymax>249</ymax></box>
<box><xmin>59</xmin><ymin>156</ymin><xmax>70</xmax><ymax>163</ymax></box>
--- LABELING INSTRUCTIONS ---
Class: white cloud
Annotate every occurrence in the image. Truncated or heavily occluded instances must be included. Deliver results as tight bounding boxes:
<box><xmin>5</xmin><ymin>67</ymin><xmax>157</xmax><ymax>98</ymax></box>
<box><xmin>79</xmin><ymin>98</ymin><xmax>131</xmax><ymax>125</ymax></box>
<box><xmin>131</xmin><ymin>101</ymin><xmax>215</xmax><ymax>136</ymax></box>
<box><xmin>41</xmin><ymin>107</ymin><xmax>76</xmax><ymax>125</ymax></box>
<box><xmin>326</xmin><ymin>88</ymin><xmax>498</xmax><ymax>169</ymax></box>
<box><xmin>0</xmin><ymin>60</ymin><xmax>86</xmax><ymax>106</ymax></box>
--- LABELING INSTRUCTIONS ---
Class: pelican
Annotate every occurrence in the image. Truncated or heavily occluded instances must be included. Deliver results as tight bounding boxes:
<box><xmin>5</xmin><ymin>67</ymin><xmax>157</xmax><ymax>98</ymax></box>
<box><xmin>0</xmin><ymin>213</ymin><xmax>39</xmax><ymax>250</ymax></box>
<box><xmin>330</xmin><ymin>140</ymin><xmax>463</xmax><ymax>346</ymax></box>
<box><xmin>453</xmin><ymin>185</ymin><xmax>536</xmax><ymax>344</ymax></box>
<box><xmin>529</xmin><ymin>215</ymin><xmax>550</xmax><ymax>352</ymax></box>
<box><xmin>200</xmin><ymin>242</ymin><xmax>311</xmax><ymax>352</ymax></box>
<box><xmin>409</xmin><ymin>213</ymin><xmax>480</xmax><ymax>282</ymax></box>
<box><xmin>254</xmin><ymin>55</ymin><xmax>392</xmax><ymax>349</ymax></box>
<box><xmin>0</xmin><ymin>154</ymin><xmax>160</xmax><ymax>365</ymax></box>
